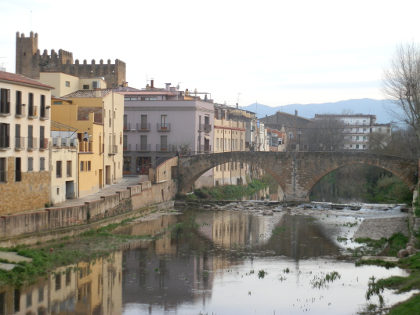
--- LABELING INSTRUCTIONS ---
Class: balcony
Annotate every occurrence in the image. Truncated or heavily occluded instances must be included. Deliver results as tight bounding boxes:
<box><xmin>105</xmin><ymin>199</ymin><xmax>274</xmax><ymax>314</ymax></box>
<box><xmin>157</xmin><ymin>123</ymin><xmax>171</xmax><ymax>132</ymax></box>
<box><xmin>108</xmin><ymin>145</ymin><xmax>118</xmax><ymax>155</ymax></box>
<box><xmin>28</xmin><ymin>105</ymin><xmax>38</xmax><ymax>119</ymax></box>
<box><xmin>0</xmin><ymin>134</ymin><xmax>10</xmax><ymax>150</ymax></box>
<box><xmin>39</xmin><ymin>138</ymin><xmax>49</xmax><ymax>150</ymax></box>
<box><xmin>199</xmin><ymin>123</ymin><xmax>212</xmax><ymax>133</ymax></box>
<box><xmin>123</xmin><ymin>144</ymin><xmax>131</xmax><ymax>151</ymax></box>
<box><xmin>137</xmin><ymin>123</ymin><xmax>151</xmax><ymax>132</ymax></box>
<box><xmin>15</xmin><ymin>137</ymin><xmax>25</xmax><ymax>150</ymax></box>
<box><xmin>123</xmin><ymin>123</ymin><xmax>131</xmax><ymax>131</ymax></box>
<box><xmin>0</xmin><ymin>101</ymin><xmax>10</xmax><ymax>117</ymax></box>
<box><xmin>79</xmin><ymin>141</ymin><xmax>93</xmax><ymax>153</ymax></box>
<box><xmin>156</xmin><ymin>144</ymin><xmax>176</xmax><ymax>152</ymax></box>
<box><xmin>40</xmin><ymin>105</ymin><xmax>49</xmax><ymax>120</ymax></box>
<box><xmin>136</xmin><ymin>143</ymin><xmax>151</xmax><ymax>152</ymax></box>
<box><xmin>27</xmin><ymin>137</ymin><xmax>38</xmax><ymax>151</ymax></box>
<box><xmin>15</xmin><ymin>103</ymin><xmax>25</xmax><ymax>118</ymax></box>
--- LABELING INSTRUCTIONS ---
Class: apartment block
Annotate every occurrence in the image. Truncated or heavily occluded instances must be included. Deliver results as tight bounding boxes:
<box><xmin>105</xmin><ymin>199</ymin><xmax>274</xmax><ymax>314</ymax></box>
<box><xmin>314</xmin><ymin>114</ymin><xmax>392</xmax><ymax>150</ymax></box>
<box><xmin>122</xmin><ymin>82</ymin><xmax>214</xmax><ymax>175</ymax></box>
<box><xmin>0</xmin><ymin>71</ymin><xmax>52</xmax><ymax>214</ymax></box>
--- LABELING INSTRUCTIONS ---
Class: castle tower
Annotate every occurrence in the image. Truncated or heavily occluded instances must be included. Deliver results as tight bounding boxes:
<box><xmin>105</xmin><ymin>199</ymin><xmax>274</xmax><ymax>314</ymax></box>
<box><xmin>15</xmin><ymin>31</ymin><xmax>40</xmax><ymax>78</ymax></box>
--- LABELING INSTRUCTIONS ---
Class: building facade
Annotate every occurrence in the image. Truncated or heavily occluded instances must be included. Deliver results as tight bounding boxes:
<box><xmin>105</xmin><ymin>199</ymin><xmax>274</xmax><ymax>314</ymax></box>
<box><xmin>0</xmin><ymin>71</ymin><xmax>52</xmax><ymax>213</ymax></box>
<box><xmin>123</xmin><ymin>83</ymin><xmax>214</xmax><ymax>175</ymax></box>
<box><xmin>50</xmin><ymin>133</ymin><xmax>78</xmax><ymax>204</ymax></box>
<box><xmin>51</xmin><ymin>89</ymin><xmax>124</xmax><ymax>197</ymax></box>
<box><xmin>314</xmin><ymin>114</ymin><xmax>392</xmax><ymax>150</ymax></box>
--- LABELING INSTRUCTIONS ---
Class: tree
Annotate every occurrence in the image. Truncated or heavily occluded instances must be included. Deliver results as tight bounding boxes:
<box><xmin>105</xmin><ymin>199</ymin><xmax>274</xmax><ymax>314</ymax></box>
<box><xmin>384</xmin><ymin>43</ymin><xmax>420</xmax><ymax>143</ymax></box>
<box><xmin>306</xmin><ymin>118</ymin><xmax>345</xmax><ymax>151</ymax></box>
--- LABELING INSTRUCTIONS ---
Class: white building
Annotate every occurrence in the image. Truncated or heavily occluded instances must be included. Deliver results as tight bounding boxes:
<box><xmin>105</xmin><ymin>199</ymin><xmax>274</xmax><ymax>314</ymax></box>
<box><xmin>314</xmin><ymin>114</ymin><xmax>391</xmax><ymax>150</ymax></box>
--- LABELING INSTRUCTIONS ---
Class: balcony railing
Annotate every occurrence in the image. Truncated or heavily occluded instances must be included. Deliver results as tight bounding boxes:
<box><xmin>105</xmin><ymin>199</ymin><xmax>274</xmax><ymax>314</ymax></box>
<box><xmin>27</xmin><ymin>137</ymin><xmax>38</xmax><ymax>151</ymax></box>
<box><xmin>199</xmin><ymin>123</ymin><xmax>212</xmax><ymax>133</ymax></box>
<box><xmin>40</xmin><ymin>105</ymin><xmax>49</xmax><ymax>120</ymax></box>
<box><xmin>123</xmin><ymin>144</ymin><xmax>130</xmax><ymax>151</ymax></box>
<box><xmin>137</xmin><ymin>123</ymin><xmax>151</xmax><ymax>131</ymax></box>
<box><xmin>108</xmin><ymin>145</ymin><xmax>118</xmax><ymax>155</ymax></box>
<box><xmin>157</xmin><ymin>123</ymin><xmax>171</xmax><ymax>132</ymax></box>
<box><xmin>124</xmin><ymin>123</ymin><xmax>131</xmax><ymax>131</ymax></box>
<box><xmin>15</xmin><ymin>137</ymin><xmax>25</xmax><ymax>150</ymax></box>
<box><xmin>156</xmin><ymin>144</ymin><xmax>176</xmax><ymax>152</ymax></box>
<box><xmin>15</xmin><ymin>103</ymin><xmax>25</xmax><ymax>117</ymax></box>
<box><xmin>39</xmin><ymin>138</ymin><xmax>49</xmax><ymax>150</ymax></box>
<box><xmin>79</xmin><ymin>141</ymin><xmax>93</xmax><ymax>153</ymax></box>
<box><xmin>136</xmin><ymin>143</ymin><xmax>151</xmax><ymax>152</ymax></box>
<box><xmin>28</xmin><ymin>105</ymin><xmax>38</xmax><ymax>118</ymax></box>
<box><xmin>0</xmin><ymin>101</ymin><xmax>10</xmax><ymax>116</ymax></box>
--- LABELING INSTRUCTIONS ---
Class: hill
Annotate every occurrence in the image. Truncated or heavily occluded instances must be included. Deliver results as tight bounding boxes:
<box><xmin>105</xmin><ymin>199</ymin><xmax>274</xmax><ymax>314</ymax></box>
<box><xmin>241</xmin><ymin>99</ymin><xmax>400</xmax><ymax>124</ymax></box>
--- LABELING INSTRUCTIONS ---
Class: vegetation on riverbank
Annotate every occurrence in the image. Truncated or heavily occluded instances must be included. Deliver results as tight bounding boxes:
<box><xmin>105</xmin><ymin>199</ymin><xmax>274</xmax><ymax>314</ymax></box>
<box><xmin>0</xmin><ymin>218</ymin><xmax>153</xmax><ymax>287</ymax></box>
<box><xmin>352</xmin><ymin>233</ymin><xmax>408</xmax><ymax>259</ymax></box>
<box><xmin>310</xmin><ymin>165</ymin><xmax>412</xmax><ymax>203</ymax></box>
<box><xmin>182</xmin><ymin>178</ymin><xmax>269</xmax><ymax>201</ymax></box>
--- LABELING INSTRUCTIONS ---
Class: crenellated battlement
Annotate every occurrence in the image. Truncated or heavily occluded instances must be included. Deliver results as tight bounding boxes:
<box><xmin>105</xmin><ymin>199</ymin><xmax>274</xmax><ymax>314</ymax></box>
<box><xmin>15</xmin><ymin>31</ymin><xmax>126</xmax><ymax>88</ymax></box>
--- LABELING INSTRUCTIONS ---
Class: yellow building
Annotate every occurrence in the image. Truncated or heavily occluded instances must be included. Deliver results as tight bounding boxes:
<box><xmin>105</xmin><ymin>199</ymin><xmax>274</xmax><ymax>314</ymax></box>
<box><xmin>51</xmin><ymin>88</ymin><xmax>123</xmax><ymax>197</ymax></box>
<box><xmin>212</xmin><ymin>104</ymin><xmax>252</xmax><ymax>186</ymax></box>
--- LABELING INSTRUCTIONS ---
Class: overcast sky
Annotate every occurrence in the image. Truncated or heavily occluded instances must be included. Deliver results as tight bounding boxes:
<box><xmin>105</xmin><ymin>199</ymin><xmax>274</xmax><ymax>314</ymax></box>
<box><xmin>1</xmin><ymin>0</ymin><xmax>420</xmax><ymax>107</ymax></box>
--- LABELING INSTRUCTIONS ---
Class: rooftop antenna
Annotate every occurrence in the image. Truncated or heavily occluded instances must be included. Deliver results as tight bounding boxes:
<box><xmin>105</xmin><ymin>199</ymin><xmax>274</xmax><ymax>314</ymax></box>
<box><xmin>0</xmin><ymin>57</ymin><xmax>6</xmax><ymax>71</ymax></box>
<box><xmin>236</xmin><ymin>92</ymin><xmax>241</xmax><ymax>108</ymax></box>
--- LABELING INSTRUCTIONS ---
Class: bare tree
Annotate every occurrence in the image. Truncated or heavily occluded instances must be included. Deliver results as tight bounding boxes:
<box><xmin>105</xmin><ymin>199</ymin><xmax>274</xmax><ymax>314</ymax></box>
<box><xmin>384</xmin><ymin>43</ymin><xmax>420</xmax><ymax>143</ymax></box>
<box><xmin>306</xmin><ymin>118</ymin><xmax>345</xmax><ymax>151</ymax></box>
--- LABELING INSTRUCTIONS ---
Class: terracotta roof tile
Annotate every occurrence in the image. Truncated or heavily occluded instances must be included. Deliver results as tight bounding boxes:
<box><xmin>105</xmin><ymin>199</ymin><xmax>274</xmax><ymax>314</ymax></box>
<box><xmin>0</xmin><ymin>71</ymin><xmax>53</xmax><ymax>89</ymax></box>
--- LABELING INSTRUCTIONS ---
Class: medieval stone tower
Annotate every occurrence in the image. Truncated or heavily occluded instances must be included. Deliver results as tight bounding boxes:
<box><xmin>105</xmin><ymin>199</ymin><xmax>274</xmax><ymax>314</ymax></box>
<box><xmin>15</xmin><ymin>31</ymin><xmax>126</xmax><ymax>88</ymax></box>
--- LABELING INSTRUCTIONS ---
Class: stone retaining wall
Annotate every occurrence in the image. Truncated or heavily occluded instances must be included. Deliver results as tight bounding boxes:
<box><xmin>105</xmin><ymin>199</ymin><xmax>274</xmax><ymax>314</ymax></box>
<box><xmin>0</xmin><ymin>180</ymin><xmax>176</xmax><ymax>240</ymax></box>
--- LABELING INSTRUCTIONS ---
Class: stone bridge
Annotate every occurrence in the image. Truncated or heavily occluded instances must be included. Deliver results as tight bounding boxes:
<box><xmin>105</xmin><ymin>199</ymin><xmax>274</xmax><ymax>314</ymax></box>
<box><xmin>177</xmin><ymin>151</ymin><xmax>418</xmax><ymax>201</ymax></box>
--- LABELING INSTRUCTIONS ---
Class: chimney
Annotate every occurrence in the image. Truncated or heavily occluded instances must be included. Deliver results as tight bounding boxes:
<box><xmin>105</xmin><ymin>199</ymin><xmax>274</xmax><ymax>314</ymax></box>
<box><xmin>295</xmin><ymin>110</ymin><xmax>298</xmax><ymax>116</ymax></box>
<box><xmin>151</xmin><ymin>79</ymin><xmax>154</xmax><ymax>89</ymax></box>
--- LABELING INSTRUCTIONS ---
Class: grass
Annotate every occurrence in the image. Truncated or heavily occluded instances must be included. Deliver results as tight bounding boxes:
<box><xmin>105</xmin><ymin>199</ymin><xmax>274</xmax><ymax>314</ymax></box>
<box><xmin>0</xmin><ymin>218</ymin><xmax>153</xmax><ymax>287</ymax></box>
<box><xmin>388</xmin><ymin>294</ymin><xmax>420</xmax><ymax>315</ymax></box>
<box><xmin>354</xmin><ymin>233</ymin><xmax>408</xmax><ymax>257</ymax></box>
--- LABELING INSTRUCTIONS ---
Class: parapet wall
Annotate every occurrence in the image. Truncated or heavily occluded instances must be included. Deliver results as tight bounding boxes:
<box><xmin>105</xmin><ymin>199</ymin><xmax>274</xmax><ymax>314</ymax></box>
<box><xmin>0</xmin><ymin>180</ymin><xmax>176</xmax><ymax>241</ymax></box>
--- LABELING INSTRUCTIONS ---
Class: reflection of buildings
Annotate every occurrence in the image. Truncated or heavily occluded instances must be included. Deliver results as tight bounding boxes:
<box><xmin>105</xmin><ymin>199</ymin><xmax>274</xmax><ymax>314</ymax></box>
<box><xmin>0</xmin><ymin>252</ymin><xmax>122</xmax><ymax>315</ymax></box>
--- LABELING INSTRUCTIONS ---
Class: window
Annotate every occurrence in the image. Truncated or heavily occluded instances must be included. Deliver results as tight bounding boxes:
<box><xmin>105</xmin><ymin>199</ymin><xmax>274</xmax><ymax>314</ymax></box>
<box><xmin>28</xmin><ymin>93</ymin><xmax>34</xmax><ymax>116</ymax></box>
<box><xmin>40</xmin><ymin>157</ymin><xmax>45</xmax><ymax>171</ymax></box>
<box><xmin>160</xmin><ymin>135</ymin><xmax>167</xmax><ymax>150</ymax></box>
<box><xmin>15</xmin><ymin>158</ymin><xmax>21</xmax><ymax>182</ymax></box>
<box><xmin>56</xmin><ymin>161</ymin><xmax>62</xmax><ymax>178</ymax></box>
<box><xmin>65</xmin><ymin>81</ymin><xmax>70</xmax><ymax>87</ymax></box>
<box><xmin>83</xmin><ymin>84</ymin><xmax>89</xmax><ymax>89</ymax></box>
<box><xmin>123</xmin><ymin>135</ymin><xmax>127</xmax><ymax>150</ymax></box>
<box><xmin>38</xmin><ymin>286</ymin><xmax>44</xmax><ymax>302</ymax></box>
<box><xmin>26</xmin><ymin>292</ymin><xmax>32</xmax><ymax>308</ymax></box>
<box><xmin>87</xmin><ymin>161</ymin><xmax>91</xmax><ymax>171</ymax></box>
<box><xmin>0</xmin><ymin>158</ymin><xmax>6</xmax><ymax>182</ymax></box>
<box><xmin>40</xmin><ymin>95</ymin><xmax>46</xmax><ymax>118</ymax></box>
<box><xmin>123</xmin><ymin>115</ymin><xmax>128</xmax><ymax>129</ymax></box>
<box><xmin>27</xmin><ymin>125</ymin><xmax>34</xmax><ymax>150</ymax></box>
<box><xmin>141</xmin><ymin>114</ymin><xmax>147</xmax><ymax>129</ymax></box>
<box><xmin>28</xmin><ymin>157</ymin><xmax>33</xmax><ymax>172</ymax></box>
<box><xmin>161</xmin><ymin>114</ymin><xmax>167</xmax><ymax>128</ymax></box>
<box><xmin>0</xmin><ymin>123</ymin><xmax>9</xmax><ymax>148</ymax></box>
<box><xmin>40</xmin><ymin>126</ymin><xmax>45</xmax><ymax>149</ymax></box>
<box><xmin>140</xmin><ymin>135</ymin><xmax>147</xmax><ymax>151</ymax></box>
<box><xmin>67</xmin><ymin>161</ymin><xmax>72</xmax><ymax>177</ymax></box>
<box><xmin>66</xmin><ymin>270</ymin><xmax>71</xmax><ymax>286</ymax></box>
<box><xmin>15</xmin><ymin>91</ymin><xmax>22</xmax><ymax>115</ymax></box>
<box><xmin>55</xmin><ymin>274</ymin><xmax>61</xmax><ymax>291</ymax></box>
<box><xmin>80</xmin><ymin>161</ymin><xmax>84</xmax><ymax>171</ymax></box>
<box><xmin>0</xmin><ymin>88</ymin><xmax>10</xmax><ymax>114</ymax></box>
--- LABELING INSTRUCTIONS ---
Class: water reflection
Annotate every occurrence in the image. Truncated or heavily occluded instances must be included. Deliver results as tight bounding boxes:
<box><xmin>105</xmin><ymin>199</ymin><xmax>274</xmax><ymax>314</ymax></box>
<box><xmin>0</xmin><ymin>209</ymin><xmax>411</xmax><ymax>314</ymax></box>
<box><xmin>0</xmin><ymin>252</ymin><xmax>122</xmax><ymax>315</ymax></box>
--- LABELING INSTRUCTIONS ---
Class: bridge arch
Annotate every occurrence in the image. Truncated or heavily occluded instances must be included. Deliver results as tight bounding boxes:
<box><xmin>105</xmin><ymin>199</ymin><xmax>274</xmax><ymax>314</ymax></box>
<box><xmin>177</xmin><ymin>152</ymin><xmax>287</xmax><ymax>194</ymax></box>
<box><xmin>178</xmin><ymin>151</ymin><xmax>417</xmax><ymax>201</ymax></box>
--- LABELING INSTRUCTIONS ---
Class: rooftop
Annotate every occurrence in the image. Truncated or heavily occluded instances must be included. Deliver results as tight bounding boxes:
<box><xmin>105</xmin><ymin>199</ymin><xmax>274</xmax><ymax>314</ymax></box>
<box><xmin>0</xmin><ymin>71</ymin><xmax>53</xmax><ymax>90</ymax></box>
<box><xmin>63</xmin><ymin>89</ymin><xmax>113</xmax><ymax>98</ymax></box>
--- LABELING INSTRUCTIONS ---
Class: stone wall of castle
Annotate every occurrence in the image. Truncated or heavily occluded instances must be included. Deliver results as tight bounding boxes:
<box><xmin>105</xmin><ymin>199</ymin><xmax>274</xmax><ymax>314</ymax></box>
<box><xmin>15</xmin><ymin>32</ymin><xmax>126</xmax><ymax>88</ymax></box>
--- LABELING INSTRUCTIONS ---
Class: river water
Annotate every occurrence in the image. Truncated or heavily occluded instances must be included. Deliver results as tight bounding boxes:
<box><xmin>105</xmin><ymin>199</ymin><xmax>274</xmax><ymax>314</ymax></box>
<box><xmin>0</xmin><ymin>204</ymin><xmax>416</xmax><ymax>314</ymax></box>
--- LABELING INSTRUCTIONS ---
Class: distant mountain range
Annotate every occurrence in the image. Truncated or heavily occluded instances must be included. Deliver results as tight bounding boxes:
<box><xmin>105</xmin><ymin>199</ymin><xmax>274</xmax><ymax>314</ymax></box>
<box><xmin>240</xmin><ymin>99</ymin><xmax>401</xmax><ymax>124</ymax></box>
